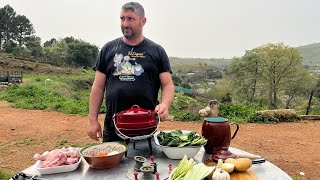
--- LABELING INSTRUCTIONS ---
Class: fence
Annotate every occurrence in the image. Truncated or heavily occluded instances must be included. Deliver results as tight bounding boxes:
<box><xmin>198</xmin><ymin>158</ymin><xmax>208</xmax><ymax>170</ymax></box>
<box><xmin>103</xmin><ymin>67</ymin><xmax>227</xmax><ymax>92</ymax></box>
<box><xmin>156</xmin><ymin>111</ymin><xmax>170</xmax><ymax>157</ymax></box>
<box><xmin>174</xmin><ymin>86</ymin><xmax>193</xmax><ymax>94</ymax></box>
<box><xmin>0</xmin><ymin>71</ymin><xmax>23</xmax><ymax>84</ymax></box>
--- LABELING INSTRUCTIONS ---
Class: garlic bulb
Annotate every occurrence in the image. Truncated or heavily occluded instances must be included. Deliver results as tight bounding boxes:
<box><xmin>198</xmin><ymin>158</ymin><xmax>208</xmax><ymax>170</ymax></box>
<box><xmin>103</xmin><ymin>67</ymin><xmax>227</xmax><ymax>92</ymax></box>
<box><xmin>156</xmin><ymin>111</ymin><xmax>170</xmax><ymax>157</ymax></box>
<box><xmin>211</xmin><ymin>168</ymin><xmax>230</xmax><ymax>180</ymax></box>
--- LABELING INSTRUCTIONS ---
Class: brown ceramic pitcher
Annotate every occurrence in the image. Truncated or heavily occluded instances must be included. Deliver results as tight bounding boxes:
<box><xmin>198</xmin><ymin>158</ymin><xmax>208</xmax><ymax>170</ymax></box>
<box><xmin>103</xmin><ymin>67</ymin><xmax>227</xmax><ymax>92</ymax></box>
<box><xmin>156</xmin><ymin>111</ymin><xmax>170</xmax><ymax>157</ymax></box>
<box><xmin>201</xmin><ymin>117</ymin><xmax>239</xmax><ymax>154</ymax></box>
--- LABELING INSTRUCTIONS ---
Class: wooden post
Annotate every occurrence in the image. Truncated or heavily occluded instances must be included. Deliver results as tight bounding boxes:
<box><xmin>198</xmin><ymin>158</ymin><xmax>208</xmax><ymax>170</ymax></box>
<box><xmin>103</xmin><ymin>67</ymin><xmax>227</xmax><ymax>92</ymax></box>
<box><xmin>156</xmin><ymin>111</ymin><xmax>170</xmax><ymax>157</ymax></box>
<box><xmin>306</xmin><ymin>90</ymin><xmax>314</xmax><ymax>115</ymax></box>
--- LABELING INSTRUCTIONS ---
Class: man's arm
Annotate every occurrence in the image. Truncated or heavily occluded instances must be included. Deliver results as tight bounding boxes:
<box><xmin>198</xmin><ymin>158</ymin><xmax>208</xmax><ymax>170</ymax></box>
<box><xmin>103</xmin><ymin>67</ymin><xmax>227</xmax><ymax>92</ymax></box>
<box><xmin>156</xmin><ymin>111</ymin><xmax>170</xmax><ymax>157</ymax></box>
<box><xmin>155</xmin><ymin>72</ymin><xmax>174</xmax><ymax>121</ymax></box>
<box><xmin>87</xmin><ymin>71</ymin><xmax>106</xmax><ymax>140</ymax></box>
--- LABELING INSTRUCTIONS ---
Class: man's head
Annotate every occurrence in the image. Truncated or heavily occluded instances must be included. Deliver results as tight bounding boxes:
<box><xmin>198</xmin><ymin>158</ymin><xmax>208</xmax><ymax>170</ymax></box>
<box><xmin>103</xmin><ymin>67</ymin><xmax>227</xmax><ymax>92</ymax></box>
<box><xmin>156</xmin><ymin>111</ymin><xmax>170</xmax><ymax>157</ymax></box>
<box><xmin>120</xmin><ymin>2</ymin><xmax>146</xmax><ymax>41</ymax></box>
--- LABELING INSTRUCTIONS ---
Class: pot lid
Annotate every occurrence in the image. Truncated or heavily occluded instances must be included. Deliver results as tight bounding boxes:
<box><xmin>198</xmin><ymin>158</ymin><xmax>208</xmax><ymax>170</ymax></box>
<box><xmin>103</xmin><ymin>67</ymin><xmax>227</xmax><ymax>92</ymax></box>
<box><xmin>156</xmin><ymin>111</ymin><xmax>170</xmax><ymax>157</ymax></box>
<box><xmin>118</xmin><ymin>105</ymin><xmax>154</xmax><ymax>115</ymax></box>
<box><xmin>204</xmin><ymin>117</ymin><xmax>227</xmax><ymax>122</ymax></box>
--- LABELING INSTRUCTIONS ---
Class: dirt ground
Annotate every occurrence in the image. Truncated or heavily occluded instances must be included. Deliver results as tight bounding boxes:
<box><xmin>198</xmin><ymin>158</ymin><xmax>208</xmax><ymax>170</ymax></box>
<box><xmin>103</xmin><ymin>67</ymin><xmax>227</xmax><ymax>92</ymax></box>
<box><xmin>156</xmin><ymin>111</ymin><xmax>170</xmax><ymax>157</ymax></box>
<box><xmin>1</xmin><ymin>102</ymin><xmax>319</xmax><ymax>179</ymax></box>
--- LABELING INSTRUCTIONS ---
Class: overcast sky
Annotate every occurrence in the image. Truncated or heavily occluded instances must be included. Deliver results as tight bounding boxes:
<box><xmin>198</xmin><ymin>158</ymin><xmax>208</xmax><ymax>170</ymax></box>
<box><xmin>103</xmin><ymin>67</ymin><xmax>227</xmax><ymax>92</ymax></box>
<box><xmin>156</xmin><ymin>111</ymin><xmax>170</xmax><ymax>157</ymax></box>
<box><xmin>1</xmin><ymin>0</ymin><xmax>319</xmax><ymax>58</ymax></box>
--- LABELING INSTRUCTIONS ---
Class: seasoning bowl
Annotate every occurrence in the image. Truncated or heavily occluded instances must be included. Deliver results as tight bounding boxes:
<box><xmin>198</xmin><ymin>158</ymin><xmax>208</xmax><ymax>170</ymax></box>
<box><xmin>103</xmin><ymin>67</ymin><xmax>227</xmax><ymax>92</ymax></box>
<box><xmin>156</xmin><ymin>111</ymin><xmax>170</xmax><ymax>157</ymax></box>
<box><xmin>80</xmin><ymin>142</ymin><xmax>128</xmax><ymax>169</ymax></box>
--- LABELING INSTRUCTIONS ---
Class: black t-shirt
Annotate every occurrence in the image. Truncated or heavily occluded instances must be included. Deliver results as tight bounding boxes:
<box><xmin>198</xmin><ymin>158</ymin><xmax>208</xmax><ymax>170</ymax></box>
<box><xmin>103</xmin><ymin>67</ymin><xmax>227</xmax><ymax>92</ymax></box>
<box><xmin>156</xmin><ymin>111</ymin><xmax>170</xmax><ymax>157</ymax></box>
<box><xmin>94</xmin><ymin>37</ymin><xmax>171</xmax><ymax>126</ymax></box>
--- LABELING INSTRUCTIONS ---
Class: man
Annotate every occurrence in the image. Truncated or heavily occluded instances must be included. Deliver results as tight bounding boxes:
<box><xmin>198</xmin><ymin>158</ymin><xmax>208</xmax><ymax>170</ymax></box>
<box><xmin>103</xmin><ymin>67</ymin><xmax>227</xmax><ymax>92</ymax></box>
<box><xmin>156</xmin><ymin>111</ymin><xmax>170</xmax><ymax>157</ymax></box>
<box><xmin>87</xmin><ymin>2</ymin><xmax>174</xmax><ymax>142</ymax></box>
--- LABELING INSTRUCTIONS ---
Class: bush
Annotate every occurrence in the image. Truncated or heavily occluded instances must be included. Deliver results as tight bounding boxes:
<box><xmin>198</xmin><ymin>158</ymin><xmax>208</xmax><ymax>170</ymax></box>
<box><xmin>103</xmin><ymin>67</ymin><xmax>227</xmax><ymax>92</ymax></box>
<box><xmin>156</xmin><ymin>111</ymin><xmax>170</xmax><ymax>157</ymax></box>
<box><xmin>249</xmin><ymin>109</ymin><xmax>299</xmax><ymax>123</ymax></box>
<box><xmin>219</xmin><ymin>103</ymin><xmax>263</xmax><ymax>122</ymax></box>
<box><xmin>170</xmin><ymin>93</ymin><xmax>206</xmax><ymax>121</ymax></box>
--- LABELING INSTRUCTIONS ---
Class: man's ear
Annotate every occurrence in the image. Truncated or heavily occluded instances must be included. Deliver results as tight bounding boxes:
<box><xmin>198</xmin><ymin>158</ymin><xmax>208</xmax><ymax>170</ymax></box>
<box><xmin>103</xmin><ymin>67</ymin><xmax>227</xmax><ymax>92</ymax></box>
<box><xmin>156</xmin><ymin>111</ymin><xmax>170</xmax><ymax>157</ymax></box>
<box><xmin>141</xmin><ymin>17</ymin><xmax>147</xmax><ymax>26</ymax></box>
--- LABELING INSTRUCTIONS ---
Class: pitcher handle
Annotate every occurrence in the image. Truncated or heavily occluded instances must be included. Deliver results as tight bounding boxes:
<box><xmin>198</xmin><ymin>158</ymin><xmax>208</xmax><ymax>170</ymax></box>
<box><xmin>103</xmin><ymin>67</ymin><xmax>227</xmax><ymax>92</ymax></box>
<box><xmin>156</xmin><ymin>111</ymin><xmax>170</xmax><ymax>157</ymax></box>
<box><xmin>230</xmin><ymin>122</ymin><xmax>239</xmax><ymax>140</ymax></box>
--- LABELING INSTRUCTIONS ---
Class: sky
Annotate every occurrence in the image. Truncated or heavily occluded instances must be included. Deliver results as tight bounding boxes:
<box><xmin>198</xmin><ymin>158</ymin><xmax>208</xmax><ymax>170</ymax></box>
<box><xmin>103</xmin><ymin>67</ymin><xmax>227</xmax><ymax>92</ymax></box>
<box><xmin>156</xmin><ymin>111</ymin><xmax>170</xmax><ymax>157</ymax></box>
<box><xmin>1</xmin><ymin>0</ymin><xmax>320</xmax><ymax>58</ymax></box>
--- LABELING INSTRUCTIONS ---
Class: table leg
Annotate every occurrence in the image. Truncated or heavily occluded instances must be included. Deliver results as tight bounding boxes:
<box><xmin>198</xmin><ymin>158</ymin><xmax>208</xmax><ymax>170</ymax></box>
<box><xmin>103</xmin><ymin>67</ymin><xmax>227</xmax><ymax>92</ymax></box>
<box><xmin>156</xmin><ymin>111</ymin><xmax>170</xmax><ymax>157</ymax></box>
<box><xmin>148</xmin><ymin>137</ymin><xmax>152</xmax><ymax>155</ymax></box>
<box><xmin>124</xmin><ymin>139</ymin><xmax>130</xmax><ymax>157</ymax></box>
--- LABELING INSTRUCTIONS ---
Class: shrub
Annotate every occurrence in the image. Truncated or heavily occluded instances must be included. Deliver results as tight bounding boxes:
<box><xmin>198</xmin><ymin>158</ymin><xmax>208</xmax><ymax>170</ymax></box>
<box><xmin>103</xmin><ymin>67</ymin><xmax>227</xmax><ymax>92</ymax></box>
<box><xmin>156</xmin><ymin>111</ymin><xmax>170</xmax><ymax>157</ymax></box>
<box><xmin>249</xmin><ymin>109</ymin><xmax>299</xmax><ymax>123</ymax></box>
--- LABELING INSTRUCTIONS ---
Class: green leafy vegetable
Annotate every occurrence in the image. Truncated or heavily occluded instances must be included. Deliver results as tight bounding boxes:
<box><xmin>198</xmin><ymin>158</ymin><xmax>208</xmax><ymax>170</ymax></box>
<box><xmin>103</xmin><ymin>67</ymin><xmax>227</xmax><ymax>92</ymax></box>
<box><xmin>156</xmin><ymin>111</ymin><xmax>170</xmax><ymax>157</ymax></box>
<box><xmin>157</xmin><ymin>130</ymin><xmax>207</xmax><ymax>147</ymax></box>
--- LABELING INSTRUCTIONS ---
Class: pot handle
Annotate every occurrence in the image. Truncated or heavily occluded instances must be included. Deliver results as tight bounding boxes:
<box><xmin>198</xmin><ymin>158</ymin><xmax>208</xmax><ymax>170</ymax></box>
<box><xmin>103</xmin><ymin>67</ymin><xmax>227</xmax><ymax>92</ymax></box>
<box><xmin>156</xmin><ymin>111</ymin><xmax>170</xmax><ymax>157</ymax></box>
<box><xmin>131</xmin><ymin>104</ymin><xmax>140</xmax><ymax>109</ymax></box>
<box><xmin>230</xmin><ymin>122</ymin><xmax>239</xmax><ymax>140</ymax></box>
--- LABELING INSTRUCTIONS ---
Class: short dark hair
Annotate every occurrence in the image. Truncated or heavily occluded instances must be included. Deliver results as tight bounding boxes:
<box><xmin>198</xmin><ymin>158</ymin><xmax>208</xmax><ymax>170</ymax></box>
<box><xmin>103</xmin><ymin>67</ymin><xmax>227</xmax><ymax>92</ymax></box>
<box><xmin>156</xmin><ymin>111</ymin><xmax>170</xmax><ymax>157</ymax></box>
<box><xmin>121</xmin><ymin>2</ymin><xmax>145</xmax><ymax>18</ymax></box>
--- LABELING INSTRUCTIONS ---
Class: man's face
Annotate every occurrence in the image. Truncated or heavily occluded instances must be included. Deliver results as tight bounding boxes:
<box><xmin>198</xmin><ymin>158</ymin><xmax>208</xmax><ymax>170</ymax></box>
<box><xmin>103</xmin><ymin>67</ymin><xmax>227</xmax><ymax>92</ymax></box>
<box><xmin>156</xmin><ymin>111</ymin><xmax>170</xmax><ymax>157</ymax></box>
<box><xmin>120</xmin><ymin>10</ymin><xmax>146</xmax><ymax>40</ymax></box>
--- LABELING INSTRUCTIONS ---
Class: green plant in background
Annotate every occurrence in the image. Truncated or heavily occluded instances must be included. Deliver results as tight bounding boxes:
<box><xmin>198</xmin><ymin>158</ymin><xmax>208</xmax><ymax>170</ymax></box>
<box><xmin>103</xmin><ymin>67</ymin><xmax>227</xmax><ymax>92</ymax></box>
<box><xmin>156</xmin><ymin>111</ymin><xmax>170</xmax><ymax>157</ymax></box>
<box><xmin>218</xmin><ymin>103</ymin><xmax>266</xmax><ymax>123</ymax></box>
<box><xmin>249</xmin><ymin>109</ymin><xmax>299</xmax><ymax>123</ymax></box>
<box><xmin>169</xmin><ymin>93</ymin><xmax>206</xmax><ymax>121</ymax></box>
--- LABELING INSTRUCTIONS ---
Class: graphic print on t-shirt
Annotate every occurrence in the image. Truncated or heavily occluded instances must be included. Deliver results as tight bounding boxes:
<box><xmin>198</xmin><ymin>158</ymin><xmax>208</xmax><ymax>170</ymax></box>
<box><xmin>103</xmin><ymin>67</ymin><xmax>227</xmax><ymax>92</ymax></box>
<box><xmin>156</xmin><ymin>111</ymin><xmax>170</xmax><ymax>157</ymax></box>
<box><xmin>112</xmin><ymin>52</ymin><xmax>145</xmax><ymax>81</ymax></box>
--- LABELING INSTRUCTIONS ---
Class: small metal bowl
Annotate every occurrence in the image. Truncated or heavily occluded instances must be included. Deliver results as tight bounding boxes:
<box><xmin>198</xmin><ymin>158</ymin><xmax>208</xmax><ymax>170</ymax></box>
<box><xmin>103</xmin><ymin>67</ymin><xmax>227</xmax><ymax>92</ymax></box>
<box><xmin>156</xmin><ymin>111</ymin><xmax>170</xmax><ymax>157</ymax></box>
<box><xmin>80</xmin><ymin>142</ymin><xmax>128</xmax><ymax>169</ymax></box>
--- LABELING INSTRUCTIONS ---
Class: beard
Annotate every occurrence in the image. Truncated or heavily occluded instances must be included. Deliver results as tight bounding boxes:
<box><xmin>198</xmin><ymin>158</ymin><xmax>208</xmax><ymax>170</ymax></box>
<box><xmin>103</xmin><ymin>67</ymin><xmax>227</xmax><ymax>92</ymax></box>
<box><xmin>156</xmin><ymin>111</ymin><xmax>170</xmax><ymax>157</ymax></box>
<box><xmin>121</xmin><ymin>26</ymin><xmax>136</xmax><ymax>39</ymax></box>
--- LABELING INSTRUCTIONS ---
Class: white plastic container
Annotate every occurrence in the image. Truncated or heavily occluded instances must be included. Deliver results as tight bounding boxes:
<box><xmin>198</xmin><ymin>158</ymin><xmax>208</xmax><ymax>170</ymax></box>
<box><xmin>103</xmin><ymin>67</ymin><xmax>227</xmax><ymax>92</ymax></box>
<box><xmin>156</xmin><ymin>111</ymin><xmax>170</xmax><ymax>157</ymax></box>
<box><xmin>35</xmin><ymin>157</ymin><xmax>81</xmax><ymax>174</ymax></box>
<box><xmin>154</xmin><ymin>130</ymin><xmax>203</xmax><ymax>159</ymax></box>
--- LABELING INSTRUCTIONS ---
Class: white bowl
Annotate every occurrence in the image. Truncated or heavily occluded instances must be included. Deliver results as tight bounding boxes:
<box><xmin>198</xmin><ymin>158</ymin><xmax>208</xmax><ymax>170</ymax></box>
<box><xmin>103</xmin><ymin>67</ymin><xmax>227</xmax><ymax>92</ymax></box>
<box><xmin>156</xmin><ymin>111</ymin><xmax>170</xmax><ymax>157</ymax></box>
<box><xmin>154</xmin><ymin>130</ymin><xmax>203</xmax><ymax>159</ymax></box>
<box><xmin>35</xmin><ymin>157</ymin><xmax>81</xmax><ymax>175</ymax></box>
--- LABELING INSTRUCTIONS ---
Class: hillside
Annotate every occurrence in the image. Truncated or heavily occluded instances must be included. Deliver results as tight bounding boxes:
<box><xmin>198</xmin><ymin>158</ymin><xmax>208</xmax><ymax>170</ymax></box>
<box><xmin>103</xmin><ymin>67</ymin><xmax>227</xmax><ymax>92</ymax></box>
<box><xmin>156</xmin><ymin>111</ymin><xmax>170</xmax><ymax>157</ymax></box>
<box><xmin>169</xmin><ymin>57</ymin><xmax>232</xmax><ymax>72</ymax></box>
<box><xmin>297</xmin><ymin>42</ymin><xmax>320</xmax><ymax>65</ymax></box>
<box><xmin>0</xmin><ymin>52</ymin><xmax>81</xmax><ymax>75</ymax></box>
<box><xmin>169</xmin><ymin>42</ymin><xmax>320</xmax><ymax>71</ymax></box>
<box><xmin>1</xmin><ymin>41</ymin><xmax>320</xmax><ymax>75</ymax></box>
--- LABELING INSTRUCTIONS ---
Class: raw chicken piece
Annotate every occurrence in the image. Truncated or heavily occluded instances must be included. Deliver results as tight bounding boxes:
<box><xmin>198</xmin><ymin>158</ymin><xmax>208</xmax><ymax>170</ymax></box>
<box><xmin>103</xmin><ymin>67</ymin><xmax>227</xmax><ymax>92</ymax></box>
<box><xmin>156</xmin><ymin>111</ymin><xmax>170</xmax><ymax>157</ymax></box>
<box><xmin>35</xmin><ymin>147</ymin><xmax>81</xmax><ymax>168</ymax></box>
<box><xmin>41</xmin><ymin>152</ymin><xmax>67</xmax><ymax>168</ymax></box>
<box><xmin>65</xmin><ymin>157</ymin><xmax>79</xmax><ymax>165</ymax></box>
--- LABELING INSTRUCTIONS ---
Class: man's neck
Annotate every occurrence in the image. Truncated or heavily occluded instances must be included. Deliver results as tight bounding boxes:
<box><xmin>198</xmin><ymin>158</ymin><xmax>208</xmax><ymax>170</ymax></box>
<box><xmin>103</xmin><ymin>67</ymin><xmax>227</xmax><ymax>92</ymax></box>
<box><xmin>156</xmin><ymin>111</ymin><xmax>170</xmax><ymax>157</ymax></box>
<box><xmin>122</xmin><ymin>36</ymin><xmax>144</xmax><ymax>46</ymax></box>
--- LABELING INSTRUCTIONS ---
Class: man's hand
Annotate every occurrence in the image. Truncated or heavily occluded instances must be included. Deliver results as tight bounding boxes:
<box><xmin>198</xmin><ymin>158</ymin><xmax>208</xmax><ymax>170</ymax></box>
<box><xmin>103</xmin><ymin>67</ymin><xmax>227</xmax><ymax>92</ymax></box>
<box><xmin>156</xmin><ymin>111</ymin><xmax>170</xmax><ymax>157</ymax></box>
<box><xmin>87</xmin><ymin>120</ymin><xmax>102</xmax><ymax>141</ymax></box>
<box><xmin>155</xmin><ymin>103</ymin><xmax>169</xmax><ymax>121</ymax></box>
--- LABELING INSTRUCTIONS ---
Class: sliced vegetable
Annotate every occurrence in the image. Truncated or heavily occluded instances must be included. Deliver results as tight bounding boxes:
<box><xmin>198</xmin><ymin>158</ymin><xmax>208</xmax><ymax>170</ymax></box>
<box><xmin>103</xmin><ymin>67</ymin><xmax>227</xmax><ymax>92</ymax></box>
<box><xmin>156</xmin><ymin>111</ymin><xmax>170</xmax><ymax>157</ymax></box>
<box><xmin>171</xmin><ymin>155</ymin><xmax>195</xmax><ymax>180</ymax></box>
<box><xmin>183</xmin><ymin>163</ymin><xmax>215</xmax><ymax>180</ymax></box>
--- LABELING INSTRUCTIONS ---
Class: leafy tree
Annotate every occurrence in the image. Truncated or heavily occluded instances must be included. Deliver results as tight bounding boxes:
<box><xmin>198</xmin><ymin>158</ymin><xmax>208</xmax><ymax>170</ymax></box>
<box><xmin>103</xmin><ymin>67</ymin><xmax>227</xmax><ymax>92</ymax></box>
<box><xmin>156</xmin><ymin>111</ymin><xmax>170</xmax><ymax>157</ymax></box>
<box><xmin>13</xmin><ymin>15</ymin><xmax>35</xmax><ymax>45</ymax></box>
<box><xmin>24</xmin><ymin>35</ymin><xmax>42</xmax><ymax>58</ymax></box>
<box><xmin>3</xmin><ymin>39</ymin><xmax>17</xmax><ymax>53</ymax></box>
<box><xmin>43</xmin><ymin>39</ymin><xmax>68</xmax><ymax>66</ymax></box>
<box><xmin>283</xmin><ymin>70</ymin><xmax>317</xmax><ymax>108</ymax></box>
<box><xmin>64</xmin><ymin>36</ymin><xmax>79</xmax><ymax>44</ymax></box>
<box><xmin>0</xmin><ymin>5</ymin><xmax>16</xmax><ymax>49</ymax></box>
<box><xmin>43</xmin><ymin>38</ymin><xmax>57</xmax><ymax>47</ymax></box>
<box><xmin>226</xmin><ymin>43</ymin><xmax>308</xmax><ymax>109</ymax></box>
<box><xmin>172</xmin><ymin>74</ymin><xmax>182</xmax><ymax>86</ymax></box>
<box><xmin>198</xmin><ymin>62</ymin><xmax>208</xmax><ymax>79</ymax></box>
<box><xmin>66</xmin><ymin>41</ymin><xmax>98</xmax><ymax>68</ymax></box>
<box><xmin>226</xmin><ymin>52</ymin><xmax>261</xmax><ymax>104</ymax></box>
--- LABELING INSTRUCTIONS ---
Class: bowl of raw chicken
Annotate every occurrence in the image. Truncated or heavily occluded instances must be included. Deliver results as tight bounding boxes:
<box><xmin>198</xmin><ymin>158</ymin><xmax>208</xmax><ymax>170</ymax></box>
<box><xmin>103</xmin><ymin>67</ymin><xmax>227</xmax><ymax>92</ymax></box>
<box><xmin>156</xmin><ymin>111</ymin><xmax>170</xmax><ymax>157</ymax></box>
<box><xmin>33</xmin><ymin>147</ymin><xmax>81</xmax><ymax>174</ymax></box>
<box><xmin>80</xmin><ymin>141</ymin><xmax>128</xmax><ymax>169</ymax></box>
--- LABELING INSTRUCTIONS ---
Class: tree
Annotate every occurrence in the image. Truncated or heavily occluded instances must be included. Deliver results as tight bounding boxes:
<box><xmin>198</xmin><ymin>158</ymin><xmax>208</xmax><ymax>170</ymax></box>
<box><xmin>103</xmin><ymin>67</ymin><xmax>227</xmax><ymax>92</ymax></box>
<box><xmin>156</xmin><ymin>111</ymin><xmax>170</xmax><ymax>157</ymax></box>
<box><xmin>172</xmin><ymin>75</ymin><xmax>182</xmax><ymax>86</ymax></box>
<box><xmin>43</xmin><ymin>39</ymin><xmax>68</xmax><ymax>66</ymax></box>
<box><xmin>43</xmin><ymin>38</ymin><xmax>57</xmax><ymax>47</ymax></box>
<box><xmin>226</xmin><ymin>43</ymin><xmax>307</xmax><ymax>109</ymax></box>
<box><xmin>0</xmin><ymin>5</ymin><xmax>16</xmax><ymax>49</ymax></box>
<box><xmin>24</xmin><ymin>35</ymin><xmax>43</xmax><ymax>58</ymax></box>
<box><xmin>282</xmin><ymin>70</ymin><xmax>316</xmax><ymax>108</ymax></box>
<box><xmin>13</xmin><ymin>15</ymin><xmax>35</xmax><ymax>46</ymax></box>
<box><xmin>198</xmin><ymin>62</ymin><xmax>208</xmax><ymax>79</ymax></box>
<box><xmin>66</xmin><ymin>41</ymin><xmax>98</xmax><ymax>68</ymax></box>
<box><xmin>226</xmin><ymin>50</ymin><xmax>261</xmax><ymax>103</ymax></box>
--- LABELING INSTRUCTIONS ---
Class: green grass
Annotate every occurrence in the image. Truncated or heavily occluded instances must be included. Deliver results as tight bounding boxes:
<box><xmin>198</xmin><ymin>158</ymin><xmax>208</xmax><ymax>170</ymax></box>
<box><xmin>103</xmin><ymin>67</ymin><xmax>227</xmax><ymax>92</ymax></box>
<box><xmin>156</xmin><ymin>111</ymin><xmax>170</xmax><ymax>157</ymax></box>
<box><xmin>15</xmin><ymin>138</ymin><xmax>38</xmax><ymax>145</ymax></box>
<box><xmin>0</xmin><ymin>71</ymin><xmax>98</xmax><ymax>115</ymax></box>
<box><xmin>58</xmin><ymin>139</ymin><xmax>69</xmax><ymax>146</ymax></box>
<box><xmin>0</xmin><ymin>168</ymin><xmax>15</xmax><ymax>180</ymax></box>
<box><xmin>292</xmin><ymin>177</ymin><xmax>307</xmax><ymax>180</ymax></box>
